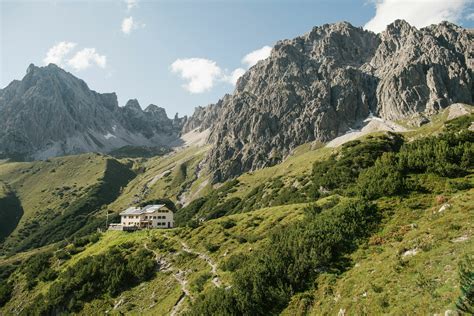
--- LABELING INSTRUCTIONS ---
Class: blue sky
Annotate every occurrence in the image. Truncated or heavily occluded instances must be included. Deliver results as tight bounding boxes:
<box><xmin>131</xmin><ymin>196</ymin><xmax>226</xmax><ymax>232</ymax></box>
<box><xmin>2</xmin><ymin>0</ymin><xmax>473</xmax><ymax>117</ymax></box>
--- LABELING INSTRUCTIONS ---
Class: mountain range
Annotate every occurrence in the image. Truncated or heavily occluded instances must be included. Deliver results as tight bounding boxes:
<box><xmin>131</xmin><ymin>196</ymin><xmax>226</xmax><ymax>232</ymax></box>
<box><xmin>1</xmin><ymin>20</ymin><xmax>473</xmax><ymax>179</ymax></box>
<box><xmin>0</xmin><ymin>19</ymin><xmax>473</xmax><ymax>316</ymax></box>
<box><xmin>0</xmin><ymin>64</ymin><xmax>184</xmax><ymax>160</ymax></box>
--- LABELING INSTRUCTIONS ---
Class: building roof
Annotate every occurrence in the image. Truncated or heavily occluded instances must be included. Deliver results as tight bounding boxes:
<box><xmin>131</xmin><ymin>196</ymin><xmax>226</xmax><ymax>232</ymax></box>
<box><xmin>120</xmin><ymin>204</ymin><xmax>166</xmax><ymax>215</ymax></box>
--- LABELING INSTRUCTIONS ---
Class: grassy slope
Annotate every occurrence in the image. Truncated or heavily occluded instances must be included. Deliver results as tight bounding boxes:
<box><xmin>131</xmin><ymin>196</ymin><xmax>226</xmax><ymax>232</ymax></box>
<box><xmin>281</xmin><ymin>186</ymin><xmax>474</xmax><ymax>315</ymax></box>
<box><xmin>0</xmin><ymin>106</ymin><xmax>472</xmax><ymax>315</ymax></box>
<box><xmin>106</xmin><ymin>146</ymin><xmax>210</xmax><ymax>213</ymax></box>
<box><xmin>0</xmin><ymin>153</ymin><xmax>136</xmax><ymax>254</ymax></box>
<box><xmin>0</xmin><ymin>182</ymin><xmax>23</xmax><ymax>242</ymax></box>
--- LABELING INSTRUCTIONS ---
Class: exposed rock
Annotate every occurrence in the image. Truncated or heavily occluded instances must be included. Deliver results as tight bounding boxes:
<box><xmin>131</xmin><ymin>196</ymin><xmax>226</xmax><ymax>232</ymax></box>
<box><xmin>402</xmin><ymin>248</ymin><xmax>419</xmax><ymax>257</ymax></box>
<box><xmin>436</xmin><ymin>203</ymin><xmax>451</xmax><ymax>214</ymax></box>
<box><xmin>0</xmin><ymin>64</ymin><xmax>184</xmax><ymax>159</ymax></box>
<box><xmin>198</xmin><ymin>20</ymin><xmax>473</xmax><ymax>182</ymax></box>
<box><xmin>452</xmin><ymin>235</ymin><xmax>469</xmax><ymax>243</ymax></box>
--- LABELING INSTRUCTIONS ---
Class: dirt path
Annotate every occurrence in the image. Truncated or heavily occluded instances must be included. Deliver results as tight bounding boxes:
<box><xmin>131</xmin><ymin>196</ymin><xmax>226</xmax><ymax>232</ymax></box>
<box><xmin>143</xmin><ymin>242</ymin><xmax>192</xmax><ymax>316</ymax></box>
<box><xmin>180</xmin><ymin>241</ymin><xmax>222</xmax><ymax>287</ymax></box>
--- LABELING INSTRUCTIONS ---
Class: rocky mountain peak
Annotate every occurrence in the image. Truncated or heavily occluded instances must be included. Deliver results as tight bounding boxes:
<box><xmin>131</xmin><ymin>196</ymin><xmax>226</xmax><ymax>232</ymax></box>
<box><xmin>125</xmin><ymin>99</ymin><xmax>142</xmax><ymax>110</ymax></box>
<box><xmin>145</xmin><ymin>104</ymin><xmax>168</xmax><ymax>118</ymax></box>
<box><xmin>0</xmin><ymin>66</ymin><xmax>183</xmax><ymax>160</ymax></box>
<box><xmin>196</xmin><ymin>20</ymin><xmax>473</xmax><ymax>183</ymax></box>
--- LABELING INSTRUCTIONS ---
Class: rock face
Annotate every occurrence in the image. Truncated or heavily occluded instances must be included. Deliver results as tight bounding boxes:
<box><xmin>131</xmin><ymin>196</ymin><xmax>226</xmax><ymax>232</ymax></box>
<box><xmin>0</xmin><ymin>64</ymin><xmax>182</xmax><ymax>160</ymax></box>
<box><xmin>182</xmin><ymin>96</ymin><xmax>229</xmax><ymax>134</ymax></box>
<box><xmin>200</xmin><ymin>20</ymin><xmax>473</xmax><ymax>182</ymax></box>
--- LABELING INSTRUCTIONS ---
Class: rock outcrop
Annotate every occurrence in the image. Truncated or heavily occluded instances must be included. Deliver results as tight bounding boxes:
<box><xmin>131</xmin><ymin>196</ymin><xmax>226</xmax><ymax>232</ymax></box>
<box><xmin>199</xmin><ymin>20</ymin><xmax>473</xmax><ymax>182</ymax></box>
<box><xmin>0</xmin><ymin>64</ymin><xmax>183</xmax><ymax>160</ymax></box>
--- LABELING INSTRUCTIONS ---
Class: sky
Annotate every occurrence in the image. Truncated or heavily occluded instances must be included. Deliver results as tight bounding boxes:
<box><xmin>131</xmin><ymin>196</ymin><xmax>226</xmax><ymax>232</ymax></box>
<box><xmin>1</xmin><ymin>0</ymin><xmax>474</xmax><ymax>117</ymax></box>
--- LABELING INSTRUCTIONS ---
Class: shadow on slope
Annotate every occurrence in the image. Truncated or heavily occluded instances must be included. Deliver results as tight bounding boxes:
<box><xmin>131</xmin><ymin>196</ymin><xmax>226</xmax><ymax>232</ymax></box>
<box><xmin>8</xmin><ymin>158</ymin><xmax>136</xmax><ymax>254</ymax></box>
<box><xmin>0</xmin><ymin>183</ymin><xmax>23</xmax><ymax>243</ymax></box>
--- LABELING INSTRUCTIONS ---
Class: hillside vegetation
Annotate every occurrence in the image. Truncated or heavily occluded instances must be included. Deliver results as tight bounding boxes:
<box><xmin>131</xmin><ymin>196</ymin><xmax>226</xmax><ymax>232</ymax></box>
<box><xmin>0</xmin><ymin>154</ymin><xmax>136</xmax><ymax>255</ymax></box>
<box><xmin>0</xmin><ymin>109</ymin><xmax>472</xmax><ymax>315</ymax></box>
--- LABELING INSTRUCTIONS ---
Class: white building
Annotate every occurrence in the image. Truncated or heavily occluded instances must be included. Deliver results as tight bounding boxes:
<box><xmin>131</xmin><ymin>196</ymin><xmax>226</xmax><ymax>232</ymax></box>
<box><xmin>111</xmin><ymin>204</ymin><xmax>174</xmax><ymax>230</ymax></box>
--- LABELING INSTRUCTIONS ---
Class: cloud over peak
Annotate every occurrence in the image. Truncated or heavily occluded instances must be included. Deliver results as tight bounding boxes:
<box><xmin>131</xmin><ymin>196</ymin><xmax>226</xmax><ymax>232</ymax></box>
<box><xmin>68</xmin><ymin>48</ymin><xmax>107</xmax><ymax>71</ymax></box>
<box><xmin>170</xmin><ymin>45</ymin><xmax>274</xmax><ymax>93</ymax></box>
<box><xmin>242</xmin><ymin>45</ymin><xmax>272</xmax><ymax>68</ymax></box>
<box><xmin>43</xmin><ymin>42</ymin><xmax>77</xmax><ymax>66</ymax></box>
<box><xmin>171</xmin><ymin>58</ymin><xmax>222</xmax><ymax>94</ymax></box>
<box><xmin>43</xmin><ymin>42</ymin><xmax>106</xmax><ymax>71</ymax></box>
<box><xmin>223</xmin><ymin>68</ymin><xmax>246</xmax><ymax>86</ymax></box>
<box><xmin>364</xmin><ymin>0</ymin><xmax>471</xmax><ymax>33</ymax></box>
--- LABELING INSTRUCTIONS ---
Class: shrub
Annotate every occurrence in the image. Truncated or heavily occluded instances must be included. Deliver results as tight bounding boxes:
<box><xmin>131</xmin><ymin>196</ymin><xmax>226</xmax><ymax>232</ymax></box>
<box><xmin>456</xmin><ymin>255</ymin><xmax>474</xmax><ymax>314</ymax></box>
<box><xmin>220</xmin><ymin>253</ymin><xmax>248</xmax><ymax>272</ymax></box>
<box><xmin>190</xmin><ymin>272</ymin><xmax>212</xmax><ymax>293</ymax></box>
<box><xmin>23</xmin><ymin>246</ymin><xmax>155</xmax><ymax>314</ymax></box>
<box><xmin>220</xmin><ymin>219</ymin><xmax>236</xmax><ymax>229</ymax></box>
<box><xmin>357</xmin><ymin>153</ymin><xmax>405</xmax><ymax>200</ymax></box>
<box><xmin>189</xmin><ymin>198</ymin><xmax>379</xmax><ymax>315</ymax></box>
<box><xmin>0</xmin><ymin>281</ymin><xmax>13</xmax><ymax>307</ymax></box>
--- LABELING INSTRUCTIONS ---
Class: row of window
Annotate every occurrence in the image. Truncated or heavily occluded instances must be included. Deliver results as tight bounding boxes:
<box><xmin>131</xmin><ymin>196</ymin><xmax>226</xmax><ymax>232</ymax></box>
<box><xmin>125</xmin><ymin>222</ymin><xmax>170</xmax><ymax>227</ymax></box>
<box><xmin>123</xmin><ymin>215</ymin><xmax>169</xmax><ymax>219</ymax></box>
<box><xmin>146</xmin><ymin>215</ymin><xmax>167</xmax><ymax>219</ymax></box>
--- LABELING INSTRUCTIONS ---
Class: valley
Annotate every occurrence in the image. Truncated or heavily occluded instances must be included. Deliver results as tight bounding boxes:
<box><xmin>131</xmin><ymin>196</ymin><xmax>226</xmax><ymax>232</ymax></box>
<box><xmin>0</xmin><ymin>106</ymin><xmax>472</xmax><ymax>315</ymax></box>
<box><xmin>0</xmin><ymin>15</ymin><xmax>472</xmax><ymax>315</ymax></box>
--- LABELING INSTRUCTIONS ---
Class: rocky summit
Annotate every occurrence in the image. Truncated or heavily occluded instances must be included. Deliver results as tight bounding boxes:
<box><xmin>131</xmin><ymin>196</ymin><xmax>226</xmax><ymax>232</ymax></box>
<box><xmin>188</xmin><ymin>20</ymin><xmax>473</xmax><ymax>182</ymax></box>
<box><xmin>0</xmin><ymin>64</ymin><xmax>183</xmax><ymax>160</ymax></box>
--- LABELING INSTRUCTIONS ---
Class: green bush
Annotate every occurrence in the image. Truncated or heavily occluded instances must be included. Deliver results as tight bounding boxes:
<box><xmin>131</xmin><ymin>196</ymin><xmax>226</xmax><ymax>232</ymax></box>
<box><xmin>190</xmin><ymin>272</ymin><xmax>212</xmax><ymax>293</ymax></box>
<box><xmin>456</xmin><ymin>255</ymin><xmax>474</xmax><ymax>314</ymax></box>
<box><xmin>21</xmin><ymin>251</ymin><xmax>57</xmax><ymax>289</ymax></box>
<box><xmin>189</xmin><ymin>198</ymin><xmax>379</xmax><ymax>315</ymax></box>
<box><xmin>220</xmin><ymin>253</ymin><xmax>248</xmax><ymax>272</ymax></box>
<box><xmin>357</xmin><ymin>153</ymin><xmax>405</xmax><ymax>200</ymax></box>
<box><xmin>220</xmin><ymin>219</ymin><xmax>236</xmax><ymax>229</ymax></box>
<box><xmin>23</xmin><ymin>246</ymin><xmax>155</xmax><ymax>314</ymax></box>
<box><xmin>0</xmin><ymin>281</ymin><xmax>13</xmax><ymax>307</ymax></box>
<box><xmin>312</xmin><ymin>134</ymin><xmax>403</xmax><ymax>192</ymax></box>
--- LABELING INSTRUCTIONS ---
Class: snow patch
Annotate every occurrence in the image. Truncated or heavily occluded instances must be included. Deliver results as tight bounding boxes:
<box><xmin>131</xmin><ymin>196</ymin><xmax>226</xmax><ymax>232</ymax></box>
<box><xmin>326</xmin><ymin>116</ymin><xmax>408</xmax><ymax>148</ymax></box>
<box><xmin>104</xmin><ymin>132</ymin><xmax>116</xmax><ymax>140</ymax></box>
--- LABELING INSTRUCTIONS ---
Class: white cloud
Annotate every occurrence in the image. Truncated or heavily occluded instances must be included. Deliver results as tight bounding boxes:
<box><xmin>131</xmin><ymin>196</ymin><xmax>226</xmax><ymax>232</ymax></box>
<box><xmin>171</xmin><ymin>58</ymin><xmax>222</xmax><ymax>93</ymax></box>
<box><xmin>223</xmin><ymin>68</ymin><xmax>246</xmax><ymax>85</ymax></box>
<box><xmin>67</xmin><ymin>48</ymin><xmax>107</xmax><ymax>71</ymax></box>
<box><xmin>466</xmin><ymin>12</ymin><xmax>474</xmax><ymax>20</ymax></box>
<box><xmin>121</xmin><ymin>16</ymin><xmax>134</xmax><ymax>34</ymax></box>
<box><xmin>242</xmin><ymin>45</ymin><xmax>272</xmax><ymax>68</ymax></box>
<box><xmin>171</xmin><ymin>45</ymin><xmax>274</xmax><ymax>93</ymax></box>
<box><xmin>43</xmin><ymin>41</ymin><xmax>77</xmax><ymax>66</ymax></box>
<box><xmin>364</xmin><ymin>0</ymin><xmax>471</xmax><ymax>33</ymax></box>
<box><xmin>121</xmin><ymin>16</ymin><xmax>144</xmax><ymax>35</ymax></box>
<box><xmin>125</xmin><ymin>0</ymin><xmax>138</xmax><ymax>11</ymax></box>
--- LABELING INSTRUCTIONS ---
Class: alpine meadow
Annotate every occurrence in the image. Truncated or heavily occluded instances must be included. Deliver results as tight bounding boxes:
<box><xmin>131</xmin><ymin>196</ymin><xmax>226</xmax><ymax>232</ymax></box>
<box><xmin>0</xmin><ymin>1</ymin><xmax>473</xmax><ymax>315</ymax></box>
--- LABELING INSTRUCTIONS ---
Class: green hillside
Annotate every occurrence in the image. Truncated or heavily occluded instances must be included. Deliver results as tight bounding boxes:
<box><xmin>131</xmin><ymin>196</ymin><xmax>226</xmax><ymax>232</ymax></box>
<box><xmin>0</xmin><ymin>108</ymin><xmax>472</xmax><ymax>315</ymax></box>
<box><xmin>0</xmin><ymin>154</ymin><xmax>136</xmax><ymax>255</ymax></box>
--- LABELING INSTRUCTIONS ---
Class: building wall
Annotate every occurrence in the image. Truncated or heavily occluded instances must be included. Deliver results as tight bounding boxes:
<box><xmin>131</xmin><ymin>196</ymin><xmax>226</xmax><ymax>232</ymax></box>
<box><xmin>120</xmin><ymin>207</ymin><xmax>174</xmax><ymax>228</ymax></box>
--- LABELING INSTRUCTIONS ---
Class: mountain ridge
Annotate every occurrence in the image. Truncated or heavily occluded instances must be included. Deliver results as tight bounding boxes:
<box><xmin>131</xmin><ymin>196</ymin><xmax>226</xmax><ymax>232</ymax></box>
<box><xmin>0</xmin><ymin>64</ymin><xmax>184</xmax><ymax>160</ymax></box>
<box><xmin>184</xmin><ymin>20</ymin><xmax>473</xmax><ymax>182</ymax></box>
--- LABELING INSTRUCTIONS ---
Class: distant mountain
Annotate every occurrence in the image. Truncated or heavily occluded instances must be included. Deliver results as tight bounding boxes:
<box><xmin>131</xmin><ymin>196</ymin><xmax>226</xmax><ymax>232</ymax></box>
<box><xmin>0</xmin><ymin>64</ymin><xmax>183</xmax><ymax>160</ymax></box>
<box><xmin>187</xmin><ymin>20</ymin><xmax>473</xmax><ymax>182</ymax></box>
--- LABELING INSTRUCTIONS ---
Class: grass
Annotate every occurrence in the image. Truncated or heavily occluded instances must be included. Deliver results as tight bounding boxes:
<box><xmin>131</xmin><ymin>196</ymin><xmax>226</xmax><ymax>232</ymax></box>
<box><xmin>0</xmin><ymin>154</ymin><xmax>110</xmax><ymax>252</ymax></box>
<box><xmin>0</xmin><ymin>108</ymin><xmax>472</xmax><ymax>314</ymax></box>
<box><xmin>283</xmin><ymin>188</ymin><xmax>474</xmax><ymax>315</ymax></box>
